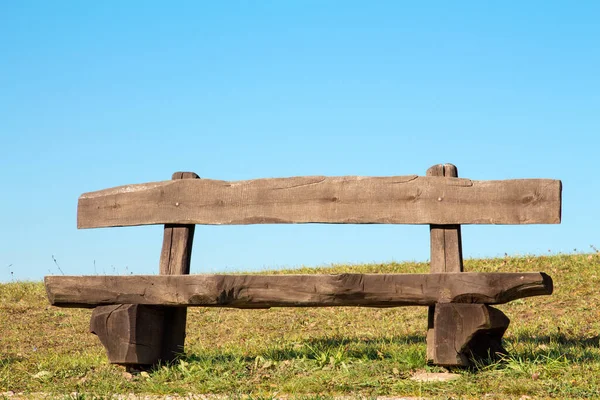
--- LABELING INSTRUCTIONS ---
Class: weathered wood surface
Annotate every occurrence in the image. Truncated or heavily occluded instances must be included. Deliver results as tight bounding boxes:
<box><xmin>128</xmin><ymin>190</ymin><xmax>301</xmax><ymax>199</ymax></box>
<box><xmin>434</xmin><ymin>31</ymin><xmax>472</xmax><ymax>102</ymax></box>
<box><xmin>45</xmin><ymin>272</ymin><xmax>553</xmax><ymax>308</ymax></box>
<box><xmin>159</xmin><ymin>172</ymin><xmax>198</xmax><ymax>276</ymax></box>
<box><xmin>428</xmin><ymin>304</ymin><xmax>509</xmax><ymax>367</ymax></box>
<box><xmin>427</xmin><ymin>164</ymin><xmax>464</xmax><ymax>273</ymax></box>
<box><xmin>77</xmin><ymin>175</ymin><xmax>562</xmax><ymax>228</ymax></box>
<box><xmin>157</xmin><ymin>171</ymin><xmax>198</xmax><ymax>362</ymax></box>
<box><xmin>427</xmin><ymin>164</ymin><xmax>465</xmax><ymax>362</ymax></box>
<box><xmin>89</xmin><ymin>172</ymin><xmax>200</xmax><ymax>367</ymax></box>
<box><xmin>90</xmin><ymin>304</ymin><xmax>165</xmax><ymax>366</ymax></box>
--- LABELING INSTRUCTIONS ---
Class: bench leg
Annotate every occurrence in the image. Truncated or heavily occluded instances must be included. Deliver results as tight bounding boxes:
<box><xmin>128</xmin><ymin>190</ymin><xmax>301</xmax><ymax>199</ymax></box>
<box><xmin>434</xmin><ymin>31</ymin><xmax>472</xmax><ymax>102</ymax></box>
<box><xmin>90</xmin><ymin>304</ymin><xmax>175</xmax><ymax>367</ymax></box>
<box><xmin>427</xmin><ymin>303</ymin><xmax>509</xmax><ymax>367</ymax></box>
<box><xmin>89</xmin><ymin>172</ymin><xmax>197</xmax><ymax>368</ymax></box>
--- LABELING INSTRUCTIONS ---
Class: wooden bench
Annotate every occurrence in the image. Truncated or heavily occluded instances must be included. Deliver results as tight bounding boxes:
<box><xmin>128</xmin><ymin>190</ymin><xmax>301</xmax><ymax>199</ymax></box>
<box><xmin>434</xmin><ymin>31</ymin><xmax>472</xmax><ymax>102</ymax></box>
<box><xmin>44</xmin><ymin>164</ymin><xmax>561</xmax><ymax>368</ymax></box>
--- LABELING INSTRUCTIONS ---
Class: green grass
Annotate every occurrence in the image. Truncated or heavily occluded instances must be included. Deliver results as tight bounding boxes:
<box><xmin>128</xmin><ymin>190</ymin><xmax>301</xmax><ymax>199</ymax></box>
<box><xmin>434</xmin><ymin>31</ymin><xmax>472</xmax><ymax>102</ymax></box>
<box><xmin>2</xmin><ymin>252</ymin><xmax>600</xmax><ymax>398</ymax></box>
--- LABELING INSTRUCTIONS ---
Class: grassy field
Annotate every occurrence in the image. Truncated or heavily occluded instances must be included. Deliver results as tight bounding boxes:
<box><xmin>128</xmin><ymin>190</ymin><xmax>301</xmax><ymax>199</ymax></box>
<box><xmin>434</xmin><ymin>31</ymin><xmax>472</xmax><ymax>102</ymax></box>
<box><xmin>1</xmin><ymin>252</ymin><xmax>600</xmax><ymax>399</ymax></box>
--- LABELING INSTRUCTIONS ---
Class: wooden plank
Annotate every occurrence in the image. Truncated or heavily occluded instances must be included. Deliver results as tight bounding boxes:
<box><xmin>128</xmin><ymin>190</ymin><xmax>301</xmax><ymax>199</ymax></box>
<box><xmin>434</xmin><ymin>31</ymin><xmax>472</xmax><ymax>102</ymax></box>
<box><xmin>45</xmin><ymin>272</ymin><xmax>553</xmax><ymax>308</ymax></box>
<box><xmin>77</xmin><ymin>175</ymin><xmax>562</xmax><ymax>228</ymax></box>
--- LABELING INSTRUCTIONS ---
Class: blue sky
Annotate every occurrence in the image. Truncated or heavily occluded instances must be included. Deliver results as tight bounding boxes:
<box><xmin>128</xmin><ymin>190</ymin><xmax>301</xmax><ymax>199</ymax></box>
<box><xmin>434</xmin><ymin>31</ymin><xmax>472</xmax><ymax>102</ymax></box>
<box><xmin>1</xmin><ymin>1</ymin><xmax>598</xmax><ymax>282</ymax></box>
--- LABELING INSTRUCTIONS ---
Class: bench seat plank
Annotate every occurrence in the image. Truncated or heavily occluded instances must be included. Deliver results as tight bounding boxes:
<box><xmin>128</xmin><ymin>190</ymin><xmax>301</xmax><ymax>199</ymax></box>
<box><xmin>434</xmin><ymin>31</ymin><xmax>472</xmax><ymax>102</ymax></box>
<box><xmin>77</xmin><ymin>176</ymin><xmax>562</xmax><ymax>228</ymax></box>
<box><xmin>45</xmin><ymin>272</ymin><xmax>552</xmax><ymax>308</ymax></box>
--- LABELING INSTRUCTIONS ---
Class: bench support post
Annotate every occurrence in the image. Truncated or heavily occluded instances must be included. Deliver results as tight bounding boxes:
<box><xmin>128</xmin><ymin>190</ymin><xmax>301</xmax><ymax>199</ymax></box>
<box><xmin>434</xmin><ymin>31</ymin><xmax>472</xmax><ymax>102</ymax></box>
<box><xmin>426</xmin><ymin>163</ymin><xmax>464</xmax><ymax>364</ymax></box>
<box><xmin>90</xmin><ymin>172</ymin><xmax>198</xmax><ymax>368</ymax></box>
<box><xmin>90</xmin><ymin>304</ymin><xmax>165</xmax><ymax>365</ymax></box>
<box><xmin>426</xmin><ymin>164</ymin><xmax>509</xmax><ymax>366</ymax></box>
<box><xmin>426</xmin><ymin>164</ymin><xmax>464</xmax><ymax>276</ymax></box>
<box><xmin>430</xmin><ymin>303</ymin><xmax>509</xmax><ymax>366</ymax></box>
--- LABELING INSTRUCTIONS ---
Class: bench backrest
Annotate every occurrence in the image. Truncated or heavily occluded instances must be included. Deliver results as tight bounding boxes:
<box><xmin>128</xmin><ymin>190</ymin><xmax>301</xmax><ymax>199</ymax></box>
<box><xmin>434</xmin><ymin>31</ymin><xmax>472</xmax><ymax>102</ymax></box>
<box><xmin>78</xmin><ymin>172</ymin><xmax>561</xmax><ymax>229</ymax></box>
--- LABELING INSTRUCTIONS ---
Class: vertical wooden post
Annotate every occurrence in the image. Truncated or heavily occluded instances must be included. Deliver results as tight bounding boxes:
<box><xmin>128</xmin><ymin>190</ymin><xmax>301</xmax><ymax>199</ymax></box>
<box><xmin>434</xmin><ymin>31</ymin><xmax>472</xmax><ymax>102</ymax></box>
<box><xmin>90</xmin><ymin>171</ymin><xmax>198</xmax><ymax>368</ymax></box>
<box><xmin>158</xmin><ymin>171</ymin><xmax>198</xmax><ymax>362</ymax></box>
<box><xmin>426</xmin><ymin>164</ymin><xmax>509</xmax><ymax>366</ymax></box>
<box><xmin>427</xmin><ymin>163</ymin><xmax>464</xmax><ymax>274</ymax></box>
<box><xmin>426</xmin><ymin>164</ymin><xmax>463</xmax><ymax>364</ymax></box>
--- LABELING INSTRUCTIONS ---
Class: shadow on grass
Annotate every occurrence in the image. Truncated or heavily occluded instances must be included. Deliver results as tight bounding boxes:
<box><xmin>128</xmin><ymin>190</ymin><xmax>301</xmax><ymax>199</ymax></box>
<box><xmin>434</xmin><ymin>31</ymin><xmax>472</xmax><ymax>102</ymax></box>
<box><xmin>509</xmin><ymin>333</ymin><xmax>600</xmax><ymax>347</ymax></box>
<box><xmin>181</xmin><ymin>334</ymin><xmax>426</xmax><ymax>364</ymax></box>
<box><xmin>303</xmin><ymin>334</ymin><xmax>425</xmax><ymax>346</ymax></box>
<box><xmin>0</xmin><ymin>354</ymin><xmax>24</xmax><ymax>366</ymax></box>
<box><xmin>179</xmin><ymin>332</ymin><xmax>600</xmax><ymax>372</ymax></box>
<box><xmin>504</xmin><ymin>333</ymin><xmax>600</xmax><ymax>363</ymax></box>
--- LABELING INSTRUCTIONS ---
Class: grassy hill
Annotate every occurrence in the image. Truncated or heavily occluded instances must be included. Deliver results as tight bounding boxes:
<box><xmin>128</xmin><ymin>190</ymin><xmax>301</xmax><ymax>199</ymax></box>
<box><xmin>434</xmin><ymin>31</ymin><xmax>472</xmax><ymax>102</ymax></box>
<box><xmin>1</xmin><ymin>252</ymin><xmax>599</xmax><ymax>399</ymax></box>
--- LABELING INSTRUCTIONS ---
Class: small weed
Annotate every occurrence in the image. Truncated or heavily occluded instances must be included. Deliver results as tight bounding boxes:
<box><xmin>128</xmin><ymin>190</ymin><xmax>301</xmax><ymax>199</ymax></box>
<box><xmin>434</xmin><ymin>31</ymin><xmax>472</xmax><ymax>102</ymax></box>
<box><xmin>305</xmin><ymin>342</ymin><xmax>350</xmax><ymax>370</ymax></box>
<box><xmin>51</xmin><ymin>254</ymin><xmax>65</xmax><ymax>275</ymax></box>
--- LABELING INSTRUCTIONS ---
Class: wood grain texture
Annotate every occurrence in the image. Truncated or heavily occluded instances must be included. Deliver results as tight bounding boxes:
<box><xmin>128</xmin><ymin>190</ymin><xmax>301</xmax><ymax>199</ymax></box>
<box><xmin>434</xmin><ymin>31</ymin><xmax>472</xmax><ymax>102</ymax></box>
<box><xmin>426</xmin><ymin>164</ymin><xmax>465</xmax><ymax>362</ymax></box>
<box><xmin>77</xmin><ymin>175</ymin><xmax>562</xmax><ymax>228</ymax></box>
<box><xmin>90</xmin><ymin>304</ymin><xmax>165</xmax><ymax>365</ymax></box>
<box><xmin>429</xmin><ymin>304</ymin><xmax>509</xmax><ymax>367</ymax></box>
<box><xmin>427</xmin><ymin>164</ymin><xmax>464</xmax><ymax>273</ymax></box>
<box><xmin>159</xmin><ymin>172</ymin><xmax>198</xmax><ymax>275</ymax></box>
<box><xmin>157</xmin><ymin>171</ymin><xmax>198</xmax><ymax>362</ymax></box>
<box><xmin>89</xmin><ymin>172</ymin><xmax>200</xmax><ymax>367</ymax></box>
<box><xmin>45</xmin><ymin>272</ymin><xmax>553</xmax><ymax>308</ymax></box>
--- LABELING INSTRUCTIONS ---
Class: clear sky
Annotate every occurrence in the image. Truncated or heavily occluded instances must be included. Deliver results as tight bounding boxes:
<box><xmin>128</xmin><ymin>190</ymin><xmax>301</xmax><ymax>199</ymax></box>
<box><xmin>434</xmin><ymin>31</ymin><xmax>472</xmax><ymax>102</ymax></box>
<box><xmin>1</xmin><ymin>1</ymin><xmax>598</xmax><ymax>282</ymax></box>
